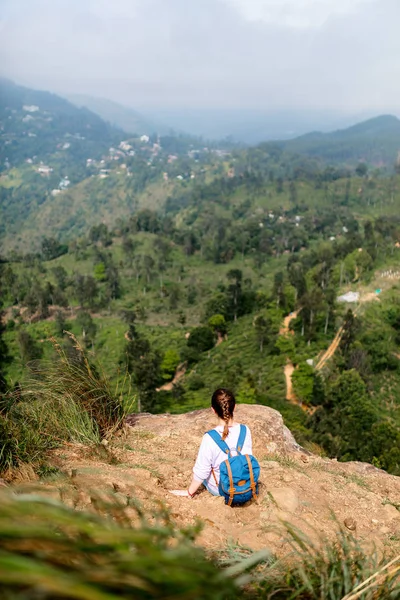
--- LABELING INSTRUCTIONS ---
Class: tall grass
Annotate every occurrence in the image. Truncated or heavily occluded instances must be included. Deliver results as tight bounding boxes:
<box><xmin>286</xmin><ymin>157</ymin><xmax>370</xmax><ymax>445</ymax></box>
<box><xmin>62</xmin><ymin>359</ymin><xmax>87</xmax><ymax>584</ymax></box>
<box><xmin>0</xmin><ymin>490</ymin><xmax>240</xmax><ymax>600</ymax></box>
<box><xmin>0</xmin><ymin>334</ymin><xmax>127</xmax><ymax>474</ymax></box>
<box><xmin>253</xmin><ymin>523</ymin><xmax>400</xmax><ymax>599</ymax></box>
<box><xmin>0</xmin><ymin>490</ymin><xmax>398</xmax><ymax>599</ymax></box>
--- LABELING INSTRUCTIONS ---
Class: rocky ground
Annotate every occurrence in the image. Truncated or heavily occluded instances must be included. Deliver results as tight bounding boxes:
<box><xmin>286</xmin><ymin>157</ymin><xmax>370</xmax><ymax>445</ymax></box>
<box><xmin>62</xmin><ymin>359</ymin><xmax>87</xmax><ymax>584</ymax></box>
<box><xmin>11</xmin><ymin>405</ymin><xmax>400</xmax><ymax>557</ymax></box>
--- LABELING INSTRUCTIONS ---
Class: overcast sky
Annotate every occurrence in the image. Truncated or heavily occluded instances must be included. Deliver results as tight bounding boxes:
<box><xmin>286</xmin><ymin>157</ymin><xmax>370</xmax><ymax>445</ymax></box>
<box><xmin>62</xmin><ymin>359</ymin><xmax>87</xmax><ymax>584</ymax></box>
<box><xmin>0</xmin><ymin>0</ymin><xmax>399</xmax><ymax>112</ymax></box>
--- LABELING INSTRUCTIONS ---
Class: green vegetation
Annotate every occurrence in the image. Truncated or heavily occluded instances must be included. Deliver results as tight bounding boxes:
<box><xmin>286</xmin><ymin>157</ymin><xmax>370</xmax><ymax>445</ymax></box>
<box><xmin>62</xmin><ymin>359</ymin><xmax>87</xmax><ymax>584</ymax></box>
<box><xmin>277</xmin><ymin>114</ymin><xmax>400</xmax><ymax>166</ymax></box>
<box><xmin>1</xmin><ymin>83</ymin><xmax>400</xmax><ymax>479</ymax></box>
<box><xmin>0</xmin><ymin>335</ymin><xmax>125</xmax><ymax>473</ymax></box>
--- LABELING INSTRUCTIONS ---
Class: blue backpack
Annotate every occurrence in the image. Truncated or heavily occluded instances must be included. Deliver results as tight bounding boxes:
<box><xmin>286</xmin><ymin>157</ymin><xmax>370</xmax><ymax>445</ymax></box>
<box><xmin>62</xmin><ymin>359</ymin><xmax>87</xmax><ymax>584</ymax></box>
<box><xmin>207</xmin><ymin>424</ymin><xmax>260</xmax><ymax>506</ymax></box>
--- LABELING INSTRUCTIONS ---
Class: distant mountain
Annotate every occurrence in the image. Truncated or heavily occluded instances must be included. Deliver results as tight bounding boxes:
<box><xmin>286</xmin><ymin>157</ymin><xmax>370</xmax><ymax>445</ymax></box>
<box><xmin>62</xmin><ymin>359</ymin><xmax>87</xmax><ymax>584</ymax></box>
<box><xmin>141</xmin><ymin>108</ymin><xmax>368</xmax><ymax>144</ymax></box>
<box><xmin>277</xmin><ymin>115</ymin><xmax>400</xmax><ymax>166</ymax></box>
<box><xmin>67</xmin><ymin>94</ymin><xmax>170</xmax><ymax>136</ymax></box>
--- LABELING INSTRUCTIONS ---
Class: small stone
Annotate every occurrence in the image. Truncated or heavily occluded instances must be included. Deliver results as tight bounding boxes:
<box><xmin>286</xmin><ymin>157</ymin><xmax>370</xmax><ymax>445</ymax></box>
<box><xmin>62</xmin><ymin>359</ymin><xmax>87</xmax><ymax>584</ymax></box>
<box><xmin>101</xmin><ymin>439</ymin><xmax>109</xmax><ymax>446</ymax></box>
<box><xmin>344</xmin><ymin>518</ymin><xmax>357</xmax><ymax>531</ymax></box>
<box><xmin>371</xmin><ymin>519</ymin><xmax>379</xmax><ymax>525</ymax></box>
<box><xmin>71</xmin><ymin>469</ymin><xmax>78</xmax><ymax>479</ymax></box>
<box><xmin>300</xmin><ymin>455</ymin><xmax>309</xmax><ymax>463</ymax></box>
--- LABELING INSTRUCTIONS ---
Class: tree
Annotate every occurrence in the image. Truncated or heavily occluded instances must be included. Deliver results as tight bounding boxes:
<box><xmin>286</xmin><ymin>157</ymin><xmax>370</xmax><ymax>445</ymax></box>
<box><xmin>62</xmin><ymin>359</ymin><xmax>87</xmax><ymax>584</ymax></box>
<box><xmin>41</xmin><ymin>237</ymin><xmax>67</xmax><ymax>261</ymax></box>
<box><xmin>52</xmin><ymin>266</ymin><xmax>68</xmax><ymax>291</ymax></box>
<box><xmin>272</xmin><ymin>271</ymin><xmax>286</xmax><ymax>309</ymax></box>
<box><xmin>178</xmin><ymin>311</ymin><xmax>187</xmax><ymax>327</ymax></box>
<box><xmin>94</xmin><ymin>262</ymin><xmax>107</xmax><ymax>282</ymax></box>
<box><xmin>292</xmin><ymin>363</ymin><xmax>314</xmax><ymax>405</ymax></box>
<box><xmin>54</xmin><ymin>310</ymin><xmax>66</xmax><ymax>338</ymax></box>
<box><xmin>161</xmin><ymin>349</ymin><xmax>180</xmax><ymax>381</ymax></box>
<box><xmin>208</xmin><ymin>314</ymin><xmax>227</xmax><ymax>336</ymax></box>
<box><xmin>187</xmin><ymin>327</ymin><xmax>215</xmax><ymax>353</ymax></box>
<box><xmin>124</xmin><ymin>325</ymin><xmax>161</xmax><ymax>412</ymax></box>
<box><xmin>17</xmin><ymin>330</ymin><xmax>43</xmax><ymax>366</ymax></box>
<box><xmin>76</xmin><ymin>311</ymin><xmax>97</xmax><ymax>348</ymax></box>
<box><xmin>311</xmin><ymin>370</ymin><xmax>378</xmax><ymax>462</ymax></box>
<box><xmin>254</xmin><ymin>315</ymin><xmax>271</xmax><ymax>353</ymax></box>
<box><xmin>355</xmin><ymin>163</ymin><xmax>368</xmax><ymax>177</ymax></box>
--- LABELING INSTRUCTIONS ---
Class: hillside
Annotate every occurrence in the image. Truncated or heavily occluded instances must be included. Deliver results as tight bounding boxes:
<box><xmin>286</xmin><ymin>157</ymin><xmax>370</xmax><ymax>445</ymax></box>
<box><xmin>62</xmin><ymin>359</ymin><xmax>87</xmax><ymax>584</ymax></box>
<box><xmin>0</xmin><ymin>78</ymin><xmax>123</xmax><ymax>172</ymax></box>
<box><xmin>277</xmin><ymin>115</ymin><xmax>400</xmax><ymax>166</ymax></box>
<box><xmin>67</xmin><ymin>94</ymin><xmax>170</xmax><ymax>136</ymax></box>
<box><xmin>0</xmin><ymin>80</ymin><xmax>226</xmax><ymax>252</ymax></box>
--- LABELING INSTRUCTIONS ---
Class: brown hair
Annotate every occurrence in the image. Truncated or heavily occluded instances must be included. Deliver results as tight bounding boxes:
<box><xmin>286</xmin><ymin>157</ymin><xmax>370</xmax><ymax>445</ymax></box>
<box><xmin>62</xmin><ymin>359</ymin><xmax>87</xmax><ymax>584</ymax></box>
<box><xmin>211</xmin><ymin>388</ymin><xmax>236</xmax><ymax>440</ymax></box>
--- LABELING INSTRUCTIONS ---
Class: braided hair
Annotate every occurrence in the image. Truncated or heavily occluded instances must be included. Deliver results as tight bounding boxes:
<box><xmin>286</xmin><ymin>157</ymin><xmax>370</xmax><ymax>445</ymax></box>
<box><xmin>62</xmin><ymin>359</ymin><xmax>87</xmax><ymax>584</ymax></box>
<box><xmin>211</xmin><ymin>388</ymin><xmax>236</xmax><ymax>440</ymax></box>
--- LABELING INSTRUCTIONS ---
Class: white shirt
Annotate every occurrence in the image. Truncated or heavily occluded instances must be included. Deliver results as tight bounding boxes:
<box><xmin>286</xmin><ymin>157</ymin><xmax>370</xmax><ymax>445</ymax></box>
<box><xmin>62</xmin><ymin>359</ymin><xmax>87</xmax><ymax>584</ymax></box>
<box><xmin>193</xmin><ymin>423</ymin><xmax>253</xmax><ymax>495</ymax></box>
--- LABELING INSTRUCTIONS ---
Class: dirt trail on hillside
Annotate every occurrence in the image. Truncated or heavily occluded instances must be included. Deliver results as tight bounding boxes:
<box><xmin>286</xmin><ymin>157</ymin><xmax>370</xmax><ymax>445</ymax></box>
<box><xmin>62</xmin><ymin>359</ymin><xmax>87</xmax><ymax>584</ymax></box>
<box><xmin>156</xmin><ymin>363</ymin><xmax>187</xmax><ymax>392</ymax></box>
<box><xmin>280</xmin><ymin>312</ymin><xmax>297</xmax><ymax>335</ymax></box>
<box><xmin>216</xmin><ymin>332</ymin><xmax>227</xmax><ymax>346</ymax></box>
<box><xmin>279</xmin><ymin>312</ymin><xmax>302</xmax><ymax>408</ymax></box>
<box><xmin>315</xmin><ymin>324</ymin><xmax>346</xmax><ymax>371</ymax></box>
<box><xmin>14</xmin><ymin>406</ymin><xmax>400</xmax><ymax>558</ymax></box>
<box><xmin>284</xmin><ymin>361</ymin><xmax>296</xmax><ymax>403</ymax></box>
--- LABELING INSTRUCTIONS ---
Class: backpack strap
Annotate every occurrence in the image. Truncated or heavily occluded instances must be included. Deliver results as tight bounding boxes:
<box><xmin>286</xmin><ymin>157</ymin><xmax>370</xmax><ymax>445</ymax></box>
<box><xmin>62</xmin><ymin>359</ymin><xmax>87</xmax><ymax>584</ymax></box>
<box><xmin>236</xmin><ymin>424</ymin><xmax>247</xmax><ymax>454</ymax></box>
<box><xmin>206</xmin><ymin>430</ymin><xmax>232</xmax><ymax>456</ymax></box>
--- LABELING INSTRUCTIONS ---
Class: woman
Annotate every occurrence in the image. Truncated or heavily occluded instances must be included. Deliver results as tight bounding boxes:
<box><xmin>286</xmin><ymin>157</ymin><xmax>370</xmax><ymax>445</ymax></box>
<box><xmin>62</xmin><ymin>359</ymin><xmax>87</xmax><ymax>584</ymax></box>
<box><xmin>170</xmin><ymin>388</ymin><xmax>253</xmax><ymax>498</ymax></box>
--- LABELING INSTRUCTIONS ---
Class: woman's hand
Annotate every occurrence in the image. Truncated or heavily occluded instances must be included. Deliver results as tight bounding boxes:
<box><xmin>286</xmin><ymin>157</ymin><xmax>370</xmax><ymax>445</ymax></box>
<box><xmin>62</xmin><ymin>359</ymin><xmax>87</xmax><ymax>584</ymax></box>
<box><xmin>169</xmin><ymin>489</ymin><xmax>191</xmax><ymax>497</ymax></box>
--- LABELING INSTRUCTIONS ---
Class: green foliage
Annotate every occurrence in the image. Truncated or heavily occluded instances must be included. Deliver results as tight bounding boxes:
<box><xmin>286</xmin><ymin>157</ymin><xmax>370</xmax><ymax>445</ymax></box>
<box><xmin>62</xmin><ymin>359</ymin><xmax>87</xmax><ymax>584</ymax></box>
<box><xmin>123</xmin><ymin>323</ymin><xmax>162</xmax><ymax>411</ymax></box>
<box><xmin>76</xmin><ymin>310</ymin><xmax>97</xmax><ymax>348</ymax></box>
<box><xmin>17</xmin><ymin>329</ymin><xmax>43</xmax><ymax>365</ymax></box>
<box><xmin>187</xmin><ymin>373</ymin><xmax>205</xmax><ymax>391</ymax></box>
<box><xmin>208</xmin><ymin>314</ymin><xmax>227</xmax><ymax>335</ymax></box>
<box><xmin>187</xmin><ymin>326</ymin><xmax>215</xmax><ymax>353</ymax></box>
<box><xmin>93</xmin><ymin>261</ymin><xmax>107</xmax><ymax>281</ymax></box>
<box><xmin>161</xmin><ymin>349</ymin><xmax>180</xmax><ymax>381</ymax></box>
<box><xmin>292</xmin><ymin>363</ymin><xmax>314</xmax><ymax>405</ymax></box>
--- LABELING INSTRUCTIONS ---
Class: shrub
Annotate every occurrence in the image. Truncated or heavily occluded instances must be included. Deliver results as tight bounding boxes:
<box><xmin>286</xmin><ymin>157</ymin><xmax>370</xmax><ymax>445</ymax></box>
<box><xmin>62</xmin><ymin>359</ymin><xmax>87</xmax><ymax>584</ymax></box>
<box><xmin>161</xmin><ymin>349</ymin><xmax>180</xmax><ymax>381</ymax></box>
<box><xmin>187</xmin><ymin>373</ymin><xmax>205</xmax><ymax>391</ymax></box>
<box><xmin>187</xmin><ymin>326</ymin><xmax>215</xmax><ymax>353</ymax></box>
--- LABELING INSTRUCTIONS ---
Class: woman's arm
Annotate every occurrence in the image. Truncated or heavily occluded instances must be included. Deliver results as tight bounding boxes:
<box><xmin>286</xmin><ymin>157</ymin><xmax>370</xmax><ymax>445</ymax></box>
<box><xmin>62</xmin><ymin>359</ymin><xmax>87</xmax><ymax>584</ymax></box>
<box><xmin>170</xmin><ymin>476</ymin><xmax>203</xmax><ymax>498</ymax></box>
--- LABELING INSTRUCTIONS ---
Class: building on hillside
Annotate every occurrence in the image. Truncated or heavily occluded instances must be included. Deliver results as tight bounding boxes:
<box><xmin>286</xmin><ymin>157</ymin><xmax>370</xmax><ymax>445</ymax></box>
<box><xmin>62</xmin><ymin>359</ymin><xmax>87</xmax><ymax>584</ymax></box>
<box><xmin>337</xmin><ymin>291</ymin><xmax>360</xmax><ymax>303</ymax></box>
<box><xmin>119</xmin><ymin>141</ymin><xmax>132</xmax><ymax>152</ymax></box>
<box><xmin>59</xmin><ymin>177</ymin><xmax>70</xmax><ymax>190</ymax></box>
<box><xmin>37</xmin><ymin>165</ymin><xmax>53</xmax><ymax>176</ymax></box>
<box><xmin>23</xmin><ymin>105</ymin><xmax>39</xmax><ymax>112</ymax></box>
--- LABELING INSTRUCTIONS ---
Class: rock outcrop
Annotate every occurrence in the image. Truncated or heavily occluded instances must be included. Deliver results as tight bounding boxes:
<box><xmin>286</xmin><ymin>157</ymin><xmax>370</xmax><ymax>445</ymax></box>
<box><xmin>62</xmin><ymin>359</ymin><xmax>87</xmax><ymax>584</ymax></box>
<box><xmin>17</xmin><ymin>405</ymin><xmax>400</xmax><ymax>556</ymax></box>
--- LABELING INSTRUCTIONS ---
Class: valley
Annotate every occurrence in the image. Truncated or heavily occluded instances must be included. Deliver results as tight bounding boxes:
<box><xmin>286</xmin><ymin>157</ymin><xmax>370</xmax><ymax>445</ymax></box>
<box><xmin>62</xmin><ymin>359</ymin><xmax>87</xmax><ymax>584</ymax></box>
<box><xmin>1</xmin><ymin>74</ymin><xmax>400</xmax><ymax>600</ymax></box>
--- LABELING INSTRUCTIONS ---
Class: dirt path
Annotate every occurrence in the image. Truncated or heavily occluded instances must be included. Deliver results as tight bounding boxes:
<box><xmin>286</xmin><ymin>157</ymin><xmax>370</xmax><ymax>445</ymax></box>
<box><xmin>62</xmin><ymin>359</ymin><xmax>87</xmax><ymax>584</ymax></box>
<box><xmin>216</xmin><ymin>332</ymin><xmax>227</xmax><ymax>346</ymax></box>
<box><xmin>279</xmin><ymin>312</ymin><xmax>302</xmax><ymax>407</ymax></box>
<box><xmin>280</xmin><ymin>311</ymin><xmax>297</xmax><ymax>335</ymax></box>
<box><xmin>315</xmin><ymin>324</ymin><xmax>346</xmax><ymax>371</ymax></box>
<box><xmin>156</xmin><ymin>363</ymin><xmax>187</xmax><ymax>392</ymax></box>
<box><xmin>284</xmin><ymin>361</ymin><xmax>296</xmax><ymax>403</ymax></box>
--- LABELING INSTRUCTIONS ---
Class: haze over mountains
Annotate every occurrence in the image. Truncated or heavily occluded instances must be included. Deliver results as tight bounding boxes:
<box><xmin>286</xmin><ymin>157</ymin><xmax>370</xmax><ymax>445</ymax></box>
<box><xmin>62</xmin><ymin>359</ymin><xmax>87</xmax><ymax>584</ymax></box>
<box><xmin>66</xmin><ymin>92</ymin><xmax>389</xmax><ymax>144</ymax></box>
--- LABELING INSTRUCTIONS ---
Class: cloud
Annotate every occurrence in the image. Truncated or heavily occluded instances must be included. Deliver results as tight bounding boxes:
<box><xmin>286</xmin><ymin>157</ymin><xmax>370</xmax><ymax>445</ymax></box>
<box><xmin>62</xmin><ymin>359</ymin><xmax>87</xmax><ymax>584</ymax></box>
<box><xmin>0</xmin><ymin>0</ymin><xmax>399</xmax><ymax>111</ymax></box>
